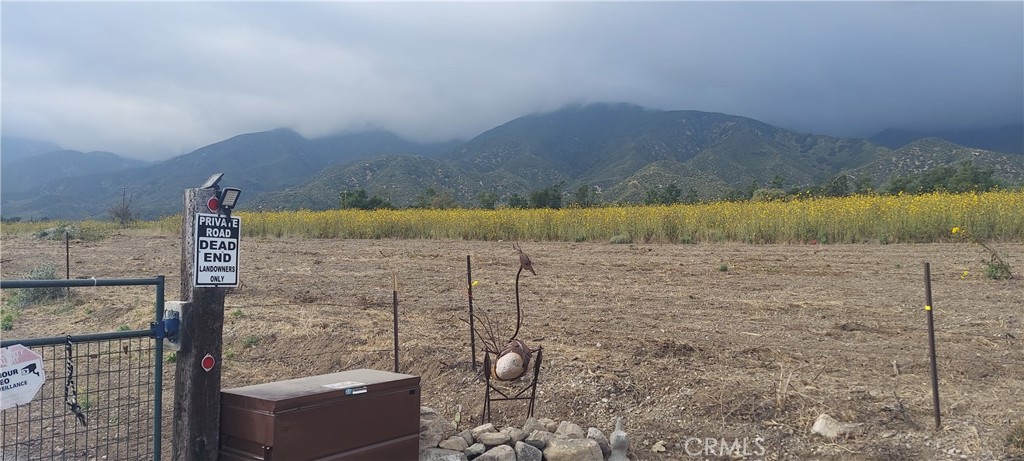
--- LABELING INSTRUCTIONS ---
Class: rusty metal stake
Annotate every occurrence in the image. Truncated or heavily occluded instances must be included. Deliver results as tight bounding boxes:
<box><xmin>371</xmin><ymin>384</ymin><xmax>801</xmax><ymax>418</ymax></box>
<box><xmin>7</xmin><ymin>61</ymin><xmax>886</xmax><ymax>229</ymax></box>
<box><xmin>924</xmin><ymin>262</ymin><xmax>941</xmax><ymax>430</ymax></box>
<box><xmin>467</xmin><ymin>255</ymin><xmax>477</xmax><ymax>370</ymax></box>
<box><xmin>65</xmin><ymin>231</ymin><xmax>71</xmax><ymax>301</ymax></box>
<box><xmin>393</xmin><ymin>273</ymin><xmax>399</xmax><ymax>374</ymax></box>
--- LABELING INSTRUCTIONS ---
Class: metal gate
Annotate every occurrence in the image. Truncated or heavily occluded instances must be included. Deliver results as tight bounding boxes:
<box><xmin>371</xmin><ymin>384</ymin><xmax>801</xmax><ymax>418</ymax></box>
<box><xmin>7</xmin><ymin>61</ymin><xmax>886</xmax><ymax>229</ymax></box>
<box><xmin>1</xmin><ymin>277</ymin><xmax>171</xmax><ymax>461</ymax></box>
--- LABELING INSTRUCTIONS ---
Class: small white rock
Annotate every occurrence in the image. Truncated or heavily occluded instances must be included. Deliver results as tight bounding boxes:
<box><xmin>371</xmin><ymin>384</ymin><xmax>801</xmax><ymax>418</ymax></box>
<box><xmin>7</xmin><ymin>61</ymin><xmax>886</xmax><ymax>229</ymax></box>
<box><xmin>810</xmin><ymin>413</ymin><xmax>858</xmax><ymax>439</ymax></box>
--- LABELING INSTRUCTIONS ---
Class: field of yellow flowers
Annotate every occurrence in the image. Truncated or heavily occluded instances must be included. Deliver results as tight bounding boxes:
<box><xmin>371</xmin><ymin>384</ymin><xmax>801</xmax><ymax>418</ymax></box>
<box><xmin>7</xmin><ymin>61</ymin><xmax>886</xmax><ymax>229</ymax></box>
<box><xmin>194</xmin><ymin>190</ymin><xmax>1024</xmax><ymax>243</ymax></box>
<box><xmin>5</xmin><ymin>191</ymin><xmax>1022</xmax><ymax>244</ymax></box>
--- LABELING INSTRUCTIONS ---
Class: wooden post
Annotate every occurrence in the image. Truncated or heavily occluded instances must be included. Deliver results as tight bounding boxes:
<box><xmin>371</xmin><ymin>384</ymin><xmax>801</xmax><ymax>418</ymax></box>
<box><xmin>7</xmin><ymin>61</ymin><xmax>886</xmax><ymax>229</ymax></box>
<box><xmin>173</xmin><ymin>187</ymin><xmax>226</xmax><ymax>461</ymax></box>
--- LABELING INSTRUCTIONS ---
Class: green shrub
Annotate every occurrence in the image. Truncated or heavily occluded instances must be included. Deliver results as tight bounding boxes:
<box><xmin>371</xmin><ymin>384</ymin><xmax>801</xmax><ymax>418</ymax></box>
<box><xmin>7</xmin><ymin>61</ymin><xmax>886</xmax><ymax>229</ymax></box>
<box><xmin>1</xmin><ymin>312</ymin><xmax>14</xmax><ymax>331</ymax></box>
<box><xmin>985</xmin><ymin>260</ymin><xmax>1013</xmax><ymax>280</ymax></box>
<box><xmin>34</xmin><ymin>222</ymin><xmax>79</xmax><ymax>240</ymax></box>
<box><xmin>953</xmin><ymin>227</ymin><xmax>1014</xmax><ymax>280</ymax></box>
<box><xmin>243</xmin><ymin>336</ymin><xmax>261</xmax><ymax>348</ymax></box>
<box><xmin>7</xmin><ymin>263</ymin><xmax>65</xmax><ymax>307</ymax></box>
<box><xmin>28</xmin><ymin>221</ymin><xmax>111</xmax><ymax>241</ymax></box>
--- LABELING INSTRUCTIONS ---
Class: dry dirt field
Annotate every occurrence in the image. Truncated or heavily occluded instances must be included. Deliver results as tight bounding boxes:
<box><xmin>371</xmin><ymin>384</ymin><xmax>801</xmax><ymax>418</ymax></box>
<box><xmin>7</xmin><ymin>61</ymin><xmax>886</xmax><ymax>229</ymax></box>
<box><xmin>1</xmin><ymin>232</ymin><xmax>1022</xmax><ymax>460</ymax></box>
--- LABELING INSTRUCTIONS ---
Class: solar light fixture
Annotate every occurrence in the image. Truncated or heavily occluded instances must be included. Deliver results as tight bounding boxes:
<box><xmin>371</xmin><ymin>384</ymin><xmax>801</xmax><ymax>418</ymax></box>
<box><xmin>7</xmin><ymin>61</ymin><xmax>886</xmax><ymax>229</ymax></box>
<box><xmin>199</xmin><ymin>173</ymin><xmax>242</xmax><ymax>218</ymax></box>
<box><xmin>200</xmin><ymin>173</ymin><xmax>224</xmax><ymax>191</ymax></box>
<box><xmin>219</xmin><ymin>187</ymin><xmax>242</xmax><ymax>214</ymax></box>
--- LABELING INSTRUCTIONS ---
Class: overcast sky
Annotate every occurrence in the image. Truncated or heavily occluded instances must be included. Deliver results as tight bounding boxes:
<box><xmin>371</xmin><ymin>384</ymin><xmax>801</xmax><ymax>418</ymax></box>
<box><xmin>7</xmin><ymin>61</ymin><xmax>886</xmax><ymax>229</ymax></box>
<box><xmin>2</xmin><ymin>1</ymin><xmax>1022</xmax><ymax>161</ymax></box>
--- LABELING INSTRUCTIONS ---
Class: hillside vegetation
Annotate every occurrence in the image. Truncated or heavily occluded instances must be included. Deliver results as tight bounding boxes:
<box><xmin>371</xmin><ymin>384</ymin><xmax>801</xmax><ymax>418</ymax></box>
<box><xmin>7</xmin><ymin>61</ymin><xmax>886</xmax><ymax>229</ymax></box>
<box><xmin>4</xmin><ymin>104</ymin><xmax>1021</xmax><ymax>220</ymax></box>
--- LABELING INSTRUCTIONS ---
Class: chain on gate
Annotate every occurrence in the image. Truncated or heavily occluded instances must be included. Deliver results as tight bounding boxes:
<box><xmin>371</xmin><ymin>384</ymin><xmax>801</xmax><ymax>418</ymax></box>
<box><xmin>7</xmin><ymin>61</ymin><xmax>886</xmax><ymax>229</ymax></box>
<box><xmin>64</xmin><ymin>334</ymin><xmax>88</xmax><ymax>427</ymax></box>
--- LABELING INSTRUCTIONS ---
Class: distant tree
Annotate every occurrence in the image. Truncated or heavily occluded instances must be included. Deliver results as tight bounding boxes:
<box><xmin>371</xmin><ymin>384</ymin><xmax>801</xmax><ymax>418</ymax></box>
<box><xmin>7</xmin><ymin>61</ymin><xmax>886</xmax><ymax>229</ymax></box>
<box><xmin>643</xmin><ymin>188</ymin><xmax>660</xmax><ymax>205</ymax></box>
<box><xmin>478</xmin><ymin>191</ymin><xmax>498</xmax><ymax>209</ymax></box>
<box><xmin>682</xmin><ymin>186</ymin><xmax>699</xmax><ymax>204</ymax></box>
<box><xmin>1</xmin><ymin>216</ymin><xmax>22</xmax><ymax>223</ymax></box>
<box><xmin>663</xmin><ymin>184</ymin><xmax>682</xmax><ymax>204</ymax></box>
<box><xmin>724</xmin><ymin>188</ymin><xmax>746</xmax><ymax>201</ymax></box>
<box><xmin>886</xmin><ymin>175</ymin><xmax>915</xmax><ymax>195</ymax></box>
<box><xmin>947</xmin><ymin>161</ymin><xmax>1001</xmax><ymax>192</ymax></box>
<box><xmin>745</xmin><ymin>180</ymin><xmax>758</xmax><ymax>200</ymax></box>
<box><xmin>769</xmin><ymin>175</ymin><xmax>786</xmax><ymax>189</ymax></box>
<box><xmin>751</xmin><ymin>188</ymin><xmax>786</xmax><ymax>201</ymax></box>
<box><xmin>415</xmin><ymin>188</ymin><xmax>436</xmax><ymax>209</ymax></box>
<box><xmin>823</xmin><ymin>174</ymin><xmax>852</xmax><ymax>197</ymax></box>
<box><xmin>430</xmin><ymin>191</ymin><xmax>457</xmax><ymax>209</ymax></box>
<box><xmin>340</xmin><ymin>189</ymin><xmax>392</xmax><ymax>210</ymax></box>
<box><xmin>108</xmin><ymin>186</ymin><xmax>137</xmax><ymax>228</ymax></box>
<box><xmin>506</xmin><ymin>194</ymin><xmax>529</xmax><ymax>209</ymax></box>
<box><xmin>644</xmin><ymin>183</ymin><xmax>683</xmax><ymax>205</ymax></box>
<box><xmin>852</xmin><ymin>174</ymin><xmax>875</xmax><ymax>195</ymax></box>
<box><xmin>529</xmin><ymin>183</ymin><xmax>563</xmax><ymax>209</ymax></box>
<box><xmin>573</xmin><ymin>185</ymin><xmax>597</xmax><ymax>208</ymax></box>
<box><xmin>887</xmin><ymin>161</ymin><xmax>1001</xmax><ymax>194</ymax></box>
<box><xmin>416</xmin><ymin>188</ymin><xmax>457</xmax><ymax>209</ymax></box>
<box><xmin>340</xmin><ymin>189</ymin><xmax>364</xmax><ymax>209</ymax></box>
<box><xmin>726</xmin><ymin>181</ymin><xmax>759</xmax><ymax>201</ymax></box>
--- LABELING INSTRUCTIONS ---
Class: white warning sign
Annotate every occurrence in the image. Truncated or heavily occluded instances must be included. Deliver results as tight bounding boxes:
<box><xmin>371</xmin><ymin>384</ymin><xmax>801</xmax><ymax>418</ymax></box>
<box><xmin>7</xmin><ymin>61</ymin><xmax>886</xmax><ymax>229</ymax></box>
<box><xmin>194</xmin><ymin>213</ymin><xmax>240</xmax><ymax>287</ymax></box>
<box><xmin>1</xmin><ymin>344</ymin><xmax>46</xmax><ymax>410</ymax></box>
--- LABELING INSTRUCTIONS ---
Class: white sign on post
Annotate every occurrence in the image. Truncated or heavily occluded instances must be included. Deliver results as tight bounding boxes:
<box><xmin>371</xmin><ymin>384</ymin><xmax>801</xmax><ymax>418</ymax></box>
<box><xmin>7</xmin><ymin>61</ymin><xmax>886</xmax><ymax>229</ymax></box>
<box><xmin>194</xmin><ymin>213</ymin><xmax>240</xmax><ymax>287</ymax></box>
<box><xmin>1</xmin><ymin>344</ymin><xmax>46</xmax><ymax>410</ymax></box>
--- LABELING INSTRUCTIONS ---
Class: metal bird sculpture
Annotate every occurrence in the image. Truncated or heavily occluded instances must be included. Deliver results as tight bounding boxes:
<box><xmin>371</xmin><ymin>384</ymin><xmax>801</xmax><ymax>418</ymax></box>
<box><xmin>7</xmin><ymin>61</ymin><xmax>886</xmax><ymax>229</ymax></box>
<box><xmin>515</xmin><ymin>243</ymin><xmax>536</xmax><ymax>276</ymax></box>
<box><xmin>510</xmin><ymin>244</ymin><xmax>537</xmax><ymax>342</ymax></box>
<box><xmin>488</xmin><ymin>244</ymin><xmax>537</xmax><ymax>381</ymax></box>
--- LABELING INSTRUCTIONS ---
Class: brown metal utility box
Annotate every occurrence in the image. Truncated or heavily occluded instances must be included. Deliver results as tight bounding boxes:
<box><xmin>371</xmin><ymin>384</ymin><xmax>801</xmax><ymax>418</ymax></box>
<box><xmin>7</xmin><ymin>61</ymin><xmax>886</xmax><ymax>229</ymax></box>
<box><xmin>219</xmin><ymin>369</ymin><xmax>420</xmax><ymax>461</ymax></box>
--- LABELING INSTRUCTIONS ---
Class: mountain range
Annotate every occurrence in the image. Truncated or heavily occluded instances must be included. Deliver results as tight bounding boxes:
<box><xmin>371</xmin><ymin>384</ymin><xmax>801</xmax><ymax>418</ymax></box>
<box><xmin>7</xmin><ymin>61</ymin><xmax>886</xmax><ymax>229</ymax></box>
<box><xmin>2</xmin><ymin>103</ymin><xmax>1022</xmax><ymax>220</ymax></box>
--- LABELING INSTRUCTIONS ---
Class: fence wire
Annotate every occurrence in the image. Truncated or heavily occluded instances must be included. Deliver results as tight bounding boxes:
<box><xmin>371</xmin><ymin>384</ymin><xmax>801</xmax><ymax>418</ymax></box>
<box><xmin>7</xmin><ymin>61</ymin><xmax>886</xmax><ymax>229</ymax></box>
<box><xmin>1</xmin><ymin>336</ymin><xmax>155</xmax><ymax>461</ymax></box>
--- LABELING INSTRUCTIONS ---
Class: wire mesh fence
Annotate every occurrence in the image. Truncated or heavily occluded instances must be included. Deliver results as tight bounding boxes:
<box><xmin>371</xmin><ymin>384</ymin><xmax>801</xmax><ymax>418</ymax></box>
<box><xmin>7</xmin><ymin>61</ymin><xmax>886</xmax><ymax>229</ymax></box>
<box><xmin>2</xmin><ymin>334</ymin><xmax>156</xmax><ymax>461</ymax></box>
<box><xmin>1</xmin><ymin>277</ymin><xmax>166</xmax><ymax>461</ymax></box>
